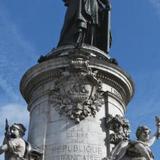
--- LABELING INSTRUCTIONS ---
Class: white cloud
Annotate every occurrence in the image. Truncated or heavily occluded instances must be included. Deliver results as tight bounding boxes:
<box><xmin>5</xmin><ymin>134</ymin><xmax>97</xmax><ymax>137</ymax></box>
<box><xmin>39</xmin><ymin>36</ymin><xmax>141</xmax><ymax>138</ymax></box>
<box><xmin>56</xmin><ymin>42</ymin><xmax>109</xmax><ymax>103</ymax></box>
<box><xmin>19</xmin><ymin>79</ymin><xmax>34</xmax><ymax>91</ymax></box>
<box><xmin>148</xmin><ymin>0</ymin><xmax>160</xmax><ymax>16</ymax></box>
<box><xmin>0</xmin><ymin>76</ymin><xmax>19</xmax><ymax>102</ymax></box>
<box><xmin>0</xmin><ymin>4</ymin><xmax>37</xmax><ymax>59</ymax></box>
<box><xmin>0</xmin><ymin>4</ymin><xmax>37</xmax><ymax>102</ymax></box>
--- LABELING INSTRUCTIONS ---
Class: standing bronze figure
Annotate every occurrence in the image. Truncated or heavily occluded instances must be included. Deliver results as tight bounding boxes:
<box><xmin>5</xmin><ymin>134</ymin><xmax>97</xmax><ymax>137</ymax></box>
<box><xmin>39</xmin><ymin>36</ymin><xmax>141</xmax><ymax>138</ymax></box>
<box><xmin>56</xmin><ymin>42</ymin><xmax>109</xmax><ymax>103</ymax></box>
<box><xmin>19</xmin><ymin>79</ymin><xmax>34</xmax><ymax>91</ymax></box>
<box><xmin>58</xmin><ymin>0</ymin><xmax>112</xmax><ymax>53</ymax></box>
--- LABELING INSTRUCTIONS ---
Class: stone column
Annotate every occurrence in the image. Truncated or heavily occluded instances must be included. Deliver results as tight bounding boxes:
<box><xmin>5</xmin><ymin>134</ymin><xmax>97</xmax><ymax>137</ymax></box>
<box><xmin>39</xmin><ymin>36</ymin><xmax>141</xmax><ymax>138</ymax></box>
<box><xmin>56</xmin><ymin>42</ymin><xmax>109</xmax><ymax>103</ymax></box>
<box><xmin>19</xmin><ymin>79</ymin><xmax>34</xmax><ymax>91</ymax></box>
<box><xmin>20</xmin><ymin>46</ymin><xmax>134</xmax><ymax>160</ymax></box>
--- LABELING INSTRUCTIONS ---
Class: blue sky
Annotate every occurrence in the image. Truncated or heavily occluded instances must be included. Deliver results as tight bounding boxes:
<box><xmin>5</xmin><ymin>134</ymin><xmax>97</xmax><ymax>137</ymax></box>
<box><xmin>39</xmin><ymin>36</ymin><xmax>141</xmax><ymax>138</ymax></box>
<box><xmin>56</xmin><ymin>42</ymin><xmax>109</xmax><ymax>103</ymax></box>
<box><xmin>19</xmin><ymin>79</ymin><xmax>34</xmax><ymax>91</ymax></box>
<box><xmin>0</xmin><ymin>0</ymin><xmax>160</xmax><ymax>159</ymax></box>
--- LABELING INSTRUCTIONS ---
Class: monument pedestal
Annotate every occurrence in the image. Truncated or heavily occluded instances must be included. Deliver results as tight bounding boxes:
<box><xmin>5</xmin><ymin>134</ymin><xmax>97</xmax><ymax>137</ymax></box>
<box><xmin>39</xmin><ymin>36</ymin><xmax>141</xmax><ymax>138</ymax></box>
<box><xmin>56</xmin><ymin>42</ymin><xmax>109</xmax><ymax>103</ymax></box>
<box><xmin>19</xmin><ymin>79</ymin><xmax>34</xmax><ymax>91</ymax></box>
<box><xmin>20</xmin><ymin>46</ymin><xmax>134</xmax><ymax>160</ymax></box>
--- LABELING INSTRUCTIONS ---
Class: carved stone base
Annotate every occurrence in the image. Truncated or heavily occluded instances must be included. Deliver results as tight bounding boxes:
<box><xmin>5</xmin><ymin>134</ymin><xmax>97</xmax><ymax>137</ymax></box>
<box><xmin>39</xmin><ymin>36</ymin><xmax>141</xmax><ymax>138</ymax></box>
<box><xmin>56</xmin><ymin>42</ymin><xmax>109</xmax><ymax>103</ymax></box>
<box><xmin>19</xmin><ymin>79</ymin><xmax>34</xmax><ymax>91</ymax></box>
<box><xmin>20</xmin><ymin>46</ymin><xmax>134</xmax><ymax>160</ymax></box>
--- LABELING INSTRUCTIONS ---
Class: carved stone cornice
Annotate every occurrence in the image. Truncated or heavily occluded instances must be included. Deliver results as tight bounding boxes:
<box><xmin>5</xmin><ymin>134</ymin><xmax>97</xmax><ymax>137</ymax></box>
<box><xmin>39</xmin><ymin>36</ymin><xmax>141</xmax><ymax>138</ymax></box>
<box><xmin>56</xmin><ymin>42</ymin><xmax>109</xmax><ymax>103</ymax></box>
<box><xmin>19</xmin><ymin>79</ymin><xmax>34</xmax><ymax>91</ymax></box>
<box><xmin>20</xmin><ymin>48</ymin><xmax>134</xmax><ymax>114</ymax></box>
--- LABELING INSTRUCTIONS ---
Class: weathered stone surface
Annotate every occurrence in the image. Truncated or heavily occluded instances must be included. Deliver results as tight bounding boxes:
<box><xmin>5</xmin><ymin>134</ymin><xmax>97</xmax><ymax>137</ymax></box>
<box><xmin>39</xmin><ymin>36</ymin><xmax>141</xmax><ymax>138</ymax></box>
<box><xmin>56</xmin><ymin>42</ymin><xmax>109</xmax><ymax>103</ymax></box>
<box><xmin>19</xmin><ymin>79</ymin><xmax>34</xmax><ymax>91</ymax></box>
<box><xmin>20</xmin><ymin>47</ymin><xmax>134</xmax><ymax>160</ymax></box>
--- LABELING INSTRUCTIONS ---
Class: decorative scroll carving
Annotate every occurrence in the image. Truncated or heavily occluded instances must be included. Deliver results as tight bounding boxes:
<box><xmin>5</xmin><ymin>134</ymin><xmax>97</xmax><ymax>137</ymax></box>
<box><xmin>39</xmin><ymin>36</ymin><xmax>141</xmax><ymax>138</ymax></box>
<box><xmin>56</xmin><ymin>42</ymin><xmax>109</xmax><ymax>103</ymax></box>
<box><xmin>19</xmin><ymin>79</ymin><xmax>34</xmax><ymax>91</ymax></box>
<box><xmin>49</xmin><ymin>58</ymin><xmax>104</xmax><ymax>123</ymax></box>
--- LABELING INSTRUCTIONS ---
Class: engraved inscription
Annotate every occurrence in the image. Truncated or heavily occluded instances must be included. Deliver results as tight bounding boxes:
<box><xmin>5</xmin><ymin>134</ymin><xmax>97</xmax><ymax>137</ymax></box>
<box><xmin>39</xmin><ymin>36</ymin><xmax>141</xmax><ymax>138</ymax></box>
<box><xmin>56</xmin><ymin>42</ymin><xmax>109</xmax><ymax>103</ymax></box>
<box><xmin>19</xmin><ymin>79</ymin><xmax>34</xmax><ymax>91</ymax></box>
<box><xmin>50</xmin><ymin>144</ymin><xmax>103</xmax><ymax>160</ymax></box>
<box><xmin>52</xmin><ymin>155</ymin><xmax>101</xmax><ymax>160</ymax></box>
<box><xmin>66</xmin><ymin>128</ymin><xmax>88</xmax><ymax>139</ymax></box>
<box><xmin>66</xmin><ymin>131</ymin><xmax>88</xmax><ymax>139</ymax></box>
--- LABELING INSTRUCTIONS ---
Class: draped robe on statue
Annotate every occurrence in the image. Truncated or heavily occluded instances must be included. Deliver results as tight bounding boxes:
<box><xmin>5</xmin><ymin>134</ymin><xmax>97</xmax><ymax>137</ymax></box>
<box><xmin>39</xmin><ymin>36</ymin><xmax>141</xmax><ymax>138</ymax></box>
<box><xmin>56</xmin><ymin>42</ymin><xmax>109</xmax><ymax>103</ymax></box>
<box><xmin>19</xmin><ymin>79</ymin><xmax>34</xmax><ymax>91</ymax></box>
<box><xmin>58</xmin><ymin>0</ymin><xmax>110</xmax><ymax>52</ymax></box>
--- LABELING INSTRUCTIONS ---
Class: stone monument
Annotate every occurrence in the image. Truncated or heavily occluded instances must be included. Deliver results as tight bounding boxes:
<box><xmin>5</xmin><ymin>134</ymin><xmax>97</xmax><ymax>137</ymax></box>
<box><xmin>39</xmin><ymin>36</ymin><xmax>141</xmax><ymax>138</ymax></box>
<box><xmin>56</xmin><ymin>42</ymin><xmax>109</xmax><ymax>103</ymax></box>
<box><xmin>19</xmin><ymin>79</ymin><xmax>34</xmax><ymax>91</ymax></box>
<box><xmin>20</xmin><ymin>1</ymin><xmax>135</xmax><ymax>159</ymax></box>
<box><xmin>1</xmin><ymin>1</ymin><xmax>159</xmax><ymax>160</ymax></box>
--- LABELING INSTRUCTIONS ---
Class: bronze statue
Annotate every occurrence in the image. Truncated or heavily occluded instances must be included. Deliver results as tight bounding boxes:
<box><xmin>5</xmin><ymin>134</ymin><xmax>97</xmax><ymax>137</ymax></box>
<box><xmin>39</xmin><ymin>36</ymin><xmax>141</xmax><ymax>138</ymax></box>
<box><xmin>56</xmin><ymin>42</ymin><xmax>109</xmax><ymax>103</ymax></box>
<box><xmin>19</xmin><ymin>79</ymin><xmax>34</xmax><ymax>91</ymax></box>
<box><xmin>58</xmin><ymin>0</ymin><xmax>112</xmax><ymax>52</ymax></box>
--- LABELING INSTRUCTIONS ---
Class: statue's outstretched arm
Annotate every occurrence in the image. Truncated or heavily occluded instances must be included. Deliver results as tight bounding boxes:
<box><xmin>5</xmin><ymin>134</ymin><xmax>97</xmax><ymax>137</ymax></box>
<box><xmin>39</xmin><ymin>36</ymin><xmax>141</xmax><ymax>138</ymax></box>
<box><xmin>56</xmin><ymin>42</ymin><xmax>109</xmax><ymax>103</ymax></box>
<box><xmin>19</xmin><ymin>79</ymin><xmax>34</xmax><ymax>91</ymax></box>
<box><xmin>147</xmin><ymin>134</ymin><xmax>157</xmax><ymax>147</ymax></box>
<box><xmin>148</xmin><ymin>116</ymin><xmax>160</xmax><ymax>146</ymax></box>
<box><xmin>0</xmin><ymin>144</ymin><xmax>8</xmax><ymax>154</ymax></box>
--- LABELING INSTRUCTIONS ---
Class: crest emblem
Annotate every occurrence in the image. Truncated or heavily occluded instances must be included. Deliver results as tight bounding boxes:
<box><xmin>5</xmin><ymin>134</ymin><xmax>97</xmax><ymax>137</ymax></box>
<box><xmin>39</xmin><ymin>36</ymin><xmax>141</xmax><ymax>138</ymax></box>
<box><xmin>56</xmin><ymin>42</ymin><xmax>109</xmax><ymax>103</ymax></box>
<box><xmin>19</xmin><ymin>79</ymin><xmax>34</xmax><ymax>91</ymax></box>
<box><xmin>49</xmin><ymin>58</ymin><xmax>104</xmax><ymax>123</ymax></box>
